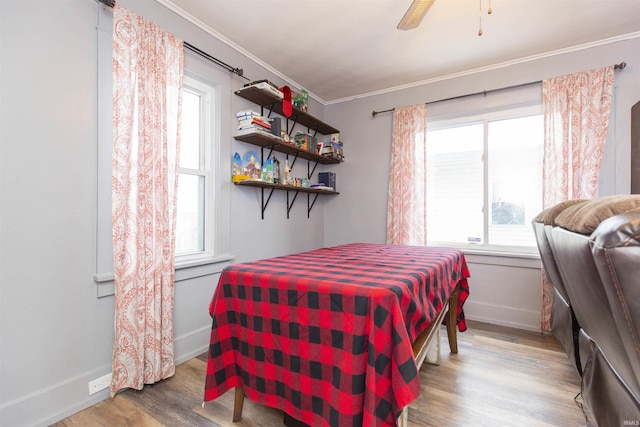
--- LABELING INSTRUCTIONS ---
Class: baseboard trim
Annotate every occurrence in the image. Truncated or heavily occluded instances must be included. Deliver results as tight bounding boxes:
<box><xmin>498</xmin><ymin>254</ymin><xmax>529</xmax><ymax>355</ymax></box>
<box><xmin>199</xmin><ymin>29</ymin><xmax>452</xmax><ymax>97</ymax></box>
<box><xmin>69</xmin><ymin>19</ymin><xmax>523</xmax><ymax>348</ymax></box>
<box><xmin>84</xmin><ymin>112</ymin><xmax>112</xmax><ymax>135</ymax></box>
<box><xmin>463</xmin><ymin>300</ymin><xmax>542</xmax><ymax>332</ymax></box>
<box><xmin>0</xmin><ymin>324</ymin><xmax>212</xmax><ymax>427</ymax></box>
<box><xmin>174</xmin><ymin>325</ymin><xmax>210</xmax><ymax>364</ymax></box>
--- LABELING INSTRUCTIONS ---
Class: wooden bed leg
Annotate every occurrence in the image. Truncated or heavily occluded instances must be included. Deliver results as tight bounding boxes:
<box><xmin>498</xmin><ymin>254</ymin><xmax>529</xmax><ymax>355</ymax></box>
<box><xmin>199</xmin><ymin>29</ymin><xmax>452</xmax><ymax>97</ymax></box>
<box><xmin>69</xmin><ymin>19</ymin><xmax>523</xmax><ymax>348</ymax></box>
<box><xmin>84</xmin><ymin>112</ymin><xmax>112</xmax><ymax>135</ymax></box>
<box><xmin>446</xmin><ymin>285</ymin><xmax>460</xmax><ymax>354</ymax></box>
<box><xmin>233</xmin><ymin>386</ymin><xmax>244</xmax><ymax>422</ymax></box>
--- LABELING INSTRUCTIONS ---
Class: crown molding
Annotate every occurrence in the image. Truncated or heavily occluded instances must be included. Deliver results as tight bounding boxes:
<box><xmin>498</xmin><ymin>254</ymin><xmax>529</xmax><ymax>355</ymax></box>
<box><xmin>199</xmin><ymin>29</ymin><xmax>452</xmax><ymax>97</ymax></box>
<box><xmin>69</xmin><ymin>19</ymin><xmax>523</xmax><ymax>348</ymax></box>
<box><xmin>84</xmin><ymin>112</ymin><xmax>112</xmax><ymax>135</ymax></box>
<box><xmin>155</xmin><ymin>0</ymin><xmax>327</xmax><ymax>105</ymax></box>
<box><xmin>327</xmin><ymin>31</ymin><xmax>640</xmax><ymax>105</ymax></box>
<box><xmin>156</xmin><ymin>0</ymin><xmax>640</xmax><ymax>106</ymax></box>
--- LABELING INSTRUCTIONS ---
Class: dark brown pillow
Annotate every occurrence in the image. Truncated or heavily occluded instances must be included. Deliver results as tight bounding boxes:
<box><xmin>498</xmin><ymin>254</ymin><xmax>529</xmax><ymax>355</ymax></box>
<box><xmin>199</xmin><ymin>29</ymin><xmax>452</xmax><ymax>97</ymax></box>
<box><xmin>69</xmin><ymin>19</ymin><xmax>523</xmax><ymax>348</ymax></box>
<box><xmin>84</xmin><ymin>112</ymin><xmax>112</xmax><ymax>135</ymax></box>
<box><xmin>554</xmin><ymin>195</ymin><xmax>640</xmax><ymax>234</ymax></box>
<box><xmin>533</xmin><ymin>199</ymin><xmax>587</xmax><ymax>225</ymax></box>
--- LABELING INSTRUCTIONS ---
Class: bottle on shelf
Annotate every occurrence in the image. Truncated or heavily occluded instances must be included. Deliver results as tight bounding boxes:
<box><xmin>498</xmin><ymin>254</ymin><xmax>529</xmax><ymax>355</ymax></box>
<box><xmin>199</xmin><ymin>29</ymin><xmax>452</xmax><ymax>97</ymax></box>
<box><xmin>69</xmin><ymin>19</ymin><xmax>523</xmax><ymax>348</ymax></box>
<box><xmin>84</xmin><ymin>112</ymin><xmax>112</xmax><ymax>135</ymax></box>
<box><xmin>273</xmin><ymin>156</ymin><xmax>281</xmax><ymax>184</ymax></box>
<box><xmin>283</xmin><ymin>159</ymin><xmax>292</xmax><ymax>186</ymax></box>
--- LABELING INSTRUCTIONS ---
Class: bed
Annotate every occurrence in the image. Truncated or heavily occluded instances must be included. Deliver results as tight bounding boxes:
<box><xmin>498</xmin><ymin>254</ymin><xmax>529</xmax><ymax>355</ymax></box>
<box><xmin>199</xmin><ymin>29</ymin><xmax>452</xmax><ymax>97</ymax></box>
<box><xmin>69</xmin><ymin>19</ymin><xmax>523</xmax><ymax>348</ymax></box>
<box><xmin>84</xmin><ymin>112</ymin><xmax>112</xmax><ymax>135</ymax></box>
<box><xmin>203</xmin><ymin>243</ymin><xmax>470</xmax><ymax>426</ymax></box>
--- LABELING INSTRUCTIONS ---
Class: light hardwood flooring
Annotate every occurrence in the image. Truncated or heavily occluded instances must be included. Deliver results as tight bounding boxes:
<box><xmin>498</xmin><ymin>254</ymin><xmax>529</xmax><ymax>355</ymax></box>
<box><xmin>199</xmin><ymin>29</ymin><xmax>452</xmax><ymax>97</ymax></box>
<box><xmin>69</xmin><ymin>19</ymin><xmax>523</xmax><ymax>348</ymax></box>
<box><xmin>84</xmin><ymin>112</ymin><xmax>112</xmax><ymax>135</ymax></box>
<box><xmin>51</xmin><ymin>321</ymin><xmax>594</xmax><ymax>427</ymax></box>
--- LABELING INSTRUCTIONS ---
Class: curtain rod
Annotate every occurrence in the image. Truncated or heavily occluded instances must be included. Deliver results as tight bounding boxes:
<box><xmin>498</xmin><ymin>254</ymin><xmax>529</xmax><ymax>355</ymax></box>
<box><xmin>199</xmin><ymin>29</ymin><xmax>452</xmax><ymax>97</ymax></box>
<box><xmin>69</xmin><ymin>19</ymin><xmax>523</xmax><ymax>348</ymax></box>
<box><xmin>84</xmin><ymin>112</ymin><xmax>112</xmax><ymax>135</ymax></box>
<box><xmin>183</xmin><ymin>42</ymin><xmax>249</xmax><ymax>80</ymax></box>
<box><xmin>371</xmin><ymin>61</ymin><xmax>627</xmax><ymax>117</ymax></box>
<box><xmin>97</xmin><ymin>0</ymin><xmax>249</xmax><ymax>80</ymax></box>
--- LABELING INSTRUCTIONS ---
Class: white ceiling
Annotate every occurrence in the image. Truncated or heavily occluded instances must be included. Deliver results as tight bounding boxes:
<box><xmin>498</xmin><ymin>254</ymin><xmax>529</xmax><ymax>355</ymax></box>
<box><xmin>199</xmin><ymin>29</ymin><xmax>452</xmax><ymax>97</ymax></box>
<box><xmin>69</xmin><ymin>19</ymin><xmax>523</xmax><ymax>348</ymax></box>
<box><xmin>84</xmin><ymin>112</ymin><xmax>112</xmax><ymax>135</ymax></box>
<box><xmin>160</xmin><ymin>0</ymin><xmax>640</xmax><ymax>103</ymax></box>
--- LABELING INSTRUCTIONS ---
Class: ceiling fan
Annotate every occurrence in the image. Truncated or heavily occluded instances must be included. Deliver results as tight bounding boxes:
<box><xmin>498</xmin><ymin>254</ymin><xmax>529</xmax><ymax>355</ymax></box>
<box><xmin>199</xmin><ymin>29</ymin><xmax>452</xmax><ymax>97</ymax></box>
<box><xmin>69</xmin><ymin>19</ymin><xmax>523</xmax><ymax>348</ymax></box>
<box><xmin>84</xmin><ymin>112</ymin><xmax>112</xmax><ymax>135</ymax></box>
<box><xmin>397</xmin><ymin>0</ymin><xmax>435</xmax><ymax>30</ymax></box>
<box><xmin>397</xmin><ymin>0</ymin><xmax>493</xmax><ymax>35</ymax></box>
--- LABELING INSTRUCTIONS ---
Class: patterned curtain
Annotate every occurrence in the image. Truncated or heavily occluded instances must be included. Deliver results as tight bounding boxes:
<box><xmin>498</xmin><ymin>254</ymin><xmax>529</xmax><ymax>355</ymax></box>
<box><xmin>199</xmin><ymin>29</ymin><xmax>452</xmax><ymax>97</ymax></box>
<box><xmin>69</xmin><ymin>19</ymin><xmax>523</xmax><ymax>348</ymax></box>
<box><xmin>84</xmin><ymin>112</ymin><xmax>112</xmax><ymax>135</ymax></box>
<box><xmin>110</xmin><ymin>5</ymin><xmax>184</xmax><ymax>395</ymax></box>
<box><xmin>540</xmin><ymin>66</ymin><xmax>614</xmax><ymax>330</ymax></box>
<box><xmin>386</xmin><ymin>104</ymin><xmax>428</xmax><ymax>246</ymax></box>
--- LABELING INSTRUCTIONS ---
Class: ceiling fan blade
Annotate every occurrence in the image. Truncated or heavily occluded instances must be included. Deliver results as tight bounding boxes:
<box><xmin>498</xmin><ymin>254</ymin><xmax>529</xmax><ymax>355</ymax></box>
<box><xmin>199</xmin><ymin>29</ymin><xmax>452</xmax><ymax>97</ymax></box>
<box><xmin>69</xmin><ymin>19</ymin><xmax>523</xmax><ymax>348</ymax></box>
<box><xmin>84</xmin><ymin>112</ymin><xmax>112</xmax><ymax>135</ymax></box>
<box><xmin>397</xmin><ymin>0</ymin><xmax>436</xmax><ymax>30</ymax></box>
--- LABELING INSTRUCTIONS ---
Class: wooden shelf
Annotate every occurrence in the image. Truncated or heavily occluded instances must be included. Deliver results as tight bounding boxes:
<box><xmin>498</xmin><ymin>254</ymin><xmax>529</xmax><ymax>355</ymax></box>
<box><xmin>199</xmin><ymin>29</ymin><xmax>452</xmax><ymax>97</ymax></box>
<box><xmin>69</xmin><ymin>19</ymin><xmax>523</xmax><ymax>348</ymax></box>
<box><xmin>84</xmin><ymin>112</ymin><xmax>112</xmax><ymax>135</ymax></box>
<box><xmin>234</xmin><ymin>131</ymin><xmax>341</xmax><ymax>165</ymax></box>
<box><xmin>234</xmin><ymin>180</ymin><xmax>339</xmax><ymax>195</ymax></box>
<box><xmin>235</xmin><ymin>180</ymin><xmax>338</xmax><ymax>219</ymax></box>
<box><xmin>235</xmin><ymin>86</ymin><xmax>339</xmax><ymax>135</ymax></box>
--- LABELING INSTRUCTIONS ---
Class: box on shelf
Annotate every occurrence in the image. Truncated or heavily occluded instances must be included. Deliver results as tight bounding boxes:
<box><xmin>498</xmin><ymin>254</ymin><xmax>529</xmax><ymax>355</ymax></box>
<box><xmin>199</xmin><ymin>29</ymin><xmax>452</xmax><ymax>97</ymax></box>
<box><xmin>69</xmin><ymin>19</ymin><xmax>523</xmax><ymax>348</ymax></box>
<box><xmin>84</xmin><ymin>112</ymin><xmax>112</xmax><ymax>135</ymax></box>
<box><xmin>242</xmin><ymin>80</ymin><xmax>283</xmax><ymax>99</ymax></box>
<box><xmin>294</xmin><ymin>132</ymin><xmax>317</xmax><ymax>152</ymax></box>
<box><xmin>268</xmin><ymin>117</ymin><xmax>281</xmax><ymax>137</ymax></box>
<box><xmin>293</xmin><ymin>89</ymin><xmax>309</xmax><ymax>112</ymax></box>
<box><xmin>232</xmin><ymin>174</ymin><xmax>250</xmax><ymax>183</ymax></box>
<box><xmin>318</xmin><ymin>172</ymin><xmax>336</xmax><ymax>190</ymax></box>
<box><xmin>332</xmin><ymin>141</ymin><xmax>344</xmax><ymax>160</ymax></box>
<box><xmin>318</xmin><ymin>138</ymin><xmax>344</xmax><ymax>161</ymax></box>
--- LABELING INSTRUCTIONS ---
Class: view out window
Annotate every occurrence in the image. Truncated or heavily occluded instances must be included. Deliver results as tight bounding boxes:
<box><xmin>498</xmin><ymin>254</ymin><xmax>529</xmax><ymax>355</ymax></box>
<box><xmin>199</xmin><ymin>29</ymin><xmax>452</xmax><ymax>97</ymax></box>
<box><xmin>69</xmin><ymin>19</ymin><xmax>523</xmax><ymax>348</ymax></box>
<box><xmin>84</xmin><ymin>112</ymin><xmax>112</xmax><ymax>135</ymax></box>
<box><xmin>176</xmin><ymin>79</ymin><xmax>213</xmax><ymax>257</ymax></box>
<box><xmin>426</xmin><ymin>112</ymin><xmax>543</xmax><ymax>253</ymax></box>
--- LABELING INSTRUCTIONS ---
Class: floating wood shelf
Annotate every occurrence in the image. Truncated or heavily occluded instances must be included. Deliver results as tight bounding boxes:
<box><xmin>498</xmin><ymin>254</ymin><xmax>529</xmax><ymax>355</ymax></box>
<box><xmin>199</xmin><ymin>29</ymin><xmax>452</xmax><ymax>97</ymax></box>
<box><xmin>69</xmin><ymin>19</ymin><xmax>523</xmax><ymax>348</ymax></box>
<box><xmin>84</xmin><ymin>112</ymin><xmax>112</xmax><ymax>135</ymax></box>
<box><xmin>234</xmin><ymin>131</ymin><xmax>340</xmax><ymax>165</ymax></box>
<box><xmin>235</xmin><ymin>86</ymin><xmax>339</xmax><ymax>135</ymax></box>
<box><xmin>234</xmin><ymin>180</ymin><xmax>339</xmax><ymax>195</ymax></box>
<box><xmin>234</xmin><ymin>180</ymin><xmax>338</xmax><ymax>219</ymax></box>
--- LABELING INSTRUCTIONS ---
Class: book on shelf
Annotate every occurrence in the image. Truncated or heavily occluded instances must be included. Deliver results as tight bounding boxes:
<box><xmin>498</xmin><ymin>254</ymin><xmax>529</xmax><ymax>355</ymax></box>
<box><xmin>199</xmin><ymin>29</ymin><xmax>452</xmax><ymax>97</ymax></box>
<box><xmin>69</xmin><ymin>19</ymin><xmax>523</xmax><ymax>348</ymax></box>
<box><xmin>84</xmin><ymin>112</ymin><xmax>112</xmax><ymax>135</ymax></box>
<box><xmin>237</xmin><ymin>125</ymin><xmax>270</xmax><ymax>133</ymax></box>
<box><xmin>238</xmin><ymin>117</ymin><xmax>271</xmax><ymax>129</ymax></box>
<box><xmin>318</xmin><ymin>139</ymin><xmax>344</xmax><ymax>160</ymax></box>
<box><xmin>236</xmin><ymin>127</ymin><xmax>283</xmax><ymax>140</ymax></box>
<box><xmin>241</xmin><ymin>82</ymin><xmax>283</xmax><ymax>99</ymax></box>
<box><xmin>236</xmin><ymin>114</ymin><xmax>264</xmax><ymax>122</ymax></box>
<box><xmin>236</xmin><ymin>109</ymin><xmax>261</xmax><ymax>119</ymax></box>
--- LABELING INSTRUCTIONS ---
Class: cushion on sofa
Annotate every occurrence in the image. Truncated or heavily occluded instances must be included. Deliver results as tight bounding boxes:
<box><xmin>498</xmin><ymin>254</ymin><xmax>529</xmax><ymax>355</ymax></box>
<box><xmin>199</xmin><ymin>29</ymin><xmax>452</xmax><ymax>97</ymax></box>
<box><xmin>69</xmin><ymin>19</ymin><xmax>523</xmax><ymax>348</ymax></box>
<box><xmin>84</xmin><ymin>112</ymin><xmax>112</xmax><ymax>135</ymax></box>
<box><xmin>554</xmin><ymin>195</ymin><xmax>640</xmax><ymax>234</ymax></box>
<box><xmin>533</xmin><ymin>199</ymin><xmax>587</xmax><ymax>225</ymax></box>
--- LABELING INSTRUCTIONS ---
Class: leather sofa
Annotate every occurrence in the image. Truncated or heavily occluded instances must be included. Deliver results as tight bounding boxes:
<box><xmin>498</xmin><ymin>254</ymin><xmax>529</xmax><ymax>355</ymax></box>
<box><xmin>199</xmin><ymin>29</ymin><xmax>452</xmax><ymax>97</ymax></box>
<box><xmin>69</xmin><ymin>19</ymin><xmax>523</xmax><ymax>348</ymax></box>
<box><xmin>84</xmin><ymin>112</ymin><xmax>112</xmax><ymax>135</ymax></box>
<box><xmin>533</xmin><ymin>195</ymin><xmax>640</xmax><ymax>425</ymax></box>
<box><xmin>532</xmin><ymin>199</ymin><xmax>586</xmax><ymax>375</ymax></box>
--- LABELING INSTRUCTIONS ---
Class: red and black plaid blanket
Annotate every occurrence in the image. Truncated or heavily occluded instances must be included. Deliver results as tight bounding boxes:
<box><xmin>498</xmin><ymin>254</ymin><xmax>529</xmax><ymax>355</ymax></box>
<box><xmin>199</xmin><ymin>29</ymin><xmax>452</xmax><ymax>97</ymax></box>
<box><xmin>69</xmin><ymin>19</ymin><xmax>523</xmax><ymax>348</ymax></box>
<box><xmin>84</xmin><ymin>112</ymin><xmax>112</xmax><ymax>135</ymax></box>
<box><xmin>204</xmin><ymin>243</ymin><xmax>470</xmax><ymax>426</ymax></box>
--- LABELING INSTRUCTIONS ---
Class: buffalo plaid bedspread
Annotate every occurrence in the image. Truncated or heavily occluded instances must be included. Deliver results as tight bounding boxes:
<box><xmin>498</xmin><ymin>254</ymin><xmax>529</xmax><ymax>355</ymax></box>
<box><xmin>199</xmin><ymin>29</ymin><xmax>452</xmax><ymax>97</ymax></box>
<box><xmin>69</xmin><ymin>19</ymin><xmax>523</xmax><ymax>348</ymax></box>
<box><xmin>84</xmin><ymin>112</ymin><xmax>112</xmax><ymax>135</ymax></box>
<box><xmin>204</xmin><ymin>243</ymin><xmax>470</xmax><ymax>427</ymax></box>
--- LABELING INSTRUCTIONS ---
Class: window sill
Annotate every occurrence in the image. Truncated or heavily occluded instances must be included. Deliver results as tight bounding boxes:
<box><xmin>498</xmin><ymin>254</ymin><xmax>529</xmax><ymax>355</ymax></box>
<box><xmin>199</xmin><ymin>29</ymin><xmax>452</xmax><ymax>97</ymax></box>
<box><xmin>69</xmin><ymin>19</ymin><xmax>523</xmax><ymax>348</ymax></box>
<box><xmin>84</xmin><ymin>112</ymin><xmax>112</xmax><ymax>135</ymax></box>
<box><xmin>461</xmin><ymin>249</ymin><xmax>540</xmax><ymax>269</ymax></box>
<box><xmin>93</xmin><ymin>253</ymin><xmax>235</xmax><ymax>298</ymax></box>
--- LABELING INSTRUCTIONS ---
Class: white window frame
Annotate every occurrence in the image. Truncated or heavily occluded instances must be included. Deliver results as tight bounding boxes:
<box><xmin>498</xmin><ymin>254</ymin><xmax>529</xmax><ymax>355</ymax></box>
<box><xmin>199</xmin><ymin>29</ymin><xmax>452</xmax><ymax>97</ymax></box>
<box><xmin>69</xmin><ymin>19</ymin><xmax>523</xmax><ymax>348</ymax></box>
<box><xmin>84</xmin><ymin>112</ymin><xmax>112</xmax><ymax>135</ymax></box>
<box><xmin>174</xmin><ymin>58</ymin><xmax>234</xmax><ymax>272</ymax></box>
<box><xmin>176</xmin><ymin>70</ymin><xmax>234</xmax><ymax>270</ymax></box>
<box><xmin>426</xmin><ymin>102</ymin><xmax>543</xmax><ymax>256</ymax></box>
<box><xmin>176</xmin><ymin>77</ymin><xmax>214</xmax><ymax>263</ymax></box>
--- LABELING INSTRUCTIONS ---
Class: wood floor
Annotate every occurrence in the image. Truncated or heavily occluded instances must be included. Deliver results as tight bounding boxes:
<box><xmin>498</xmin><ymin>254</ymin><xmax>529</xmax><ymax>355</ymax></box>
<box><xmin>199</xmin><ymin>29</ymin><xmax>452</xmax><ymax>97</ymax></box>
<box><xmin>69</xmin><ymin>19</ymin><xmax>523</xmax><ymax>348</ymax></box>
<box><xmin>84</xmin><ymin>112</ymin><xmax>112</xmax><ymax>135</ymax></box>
<box><xmin>51</xmin><ymin>321</ymin><xmax>595</xmax><ymax>427</ymax></box>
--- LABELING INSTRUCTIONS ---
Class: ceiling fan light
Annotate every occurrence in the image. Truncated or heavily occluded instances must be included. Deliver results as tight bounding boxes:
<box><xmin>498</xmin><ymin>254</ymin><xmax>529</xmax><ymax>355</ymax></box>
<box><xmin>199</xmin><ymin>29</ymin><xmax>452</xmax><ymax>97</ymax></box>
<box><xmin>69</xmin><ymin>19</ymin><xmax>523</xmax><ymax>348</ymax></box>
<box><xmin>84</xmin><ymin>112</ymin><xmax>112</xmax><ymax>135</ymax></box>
<box><xmin>397</xmin><ymin>0</ymin><xmax>435</xmax><ymax>30</ymax></box>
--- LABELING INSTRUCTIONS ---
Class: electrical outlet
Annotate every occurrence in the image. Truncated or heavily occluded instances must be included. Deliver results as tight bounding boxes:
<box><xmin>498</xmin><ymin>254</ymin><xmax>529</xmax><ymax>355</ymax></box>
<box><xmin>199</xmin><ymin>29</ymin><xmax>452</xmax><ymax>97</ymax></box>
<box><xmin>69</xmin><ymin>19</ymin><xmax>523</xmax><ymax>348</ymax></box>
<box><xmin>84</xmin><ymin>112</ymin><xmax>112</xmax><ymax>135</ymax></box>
<box><xmin>88</xmin><ymin>373</ymin><xmax>112</xmax><ymax>395</ymax></box>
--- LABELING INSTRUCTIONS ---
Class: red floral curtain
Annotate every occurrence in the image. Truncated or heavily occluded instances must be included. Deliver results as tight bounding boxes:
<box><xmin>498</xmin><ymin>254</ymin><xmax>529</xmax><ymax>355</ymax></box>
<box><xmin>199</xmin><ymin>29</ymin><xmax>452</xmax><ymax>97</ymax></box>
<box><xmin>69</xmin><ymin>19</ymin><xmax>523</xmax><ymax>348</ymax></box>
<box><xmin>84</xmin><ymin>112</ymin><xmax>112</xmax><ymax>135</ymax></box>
<box><xmin>540</xmin><ymin>66</ymin><xmax>614</xmax><ymax>330</ymax></box>
<box><xmin>386</xmin><ymin>104</ymin><xmax>428</xmax><ymax>246</ymax></box>
<box><xmin>110</xmin><ymin>5</ymin><xmax>184</xmax><ymax>395</ymax></box>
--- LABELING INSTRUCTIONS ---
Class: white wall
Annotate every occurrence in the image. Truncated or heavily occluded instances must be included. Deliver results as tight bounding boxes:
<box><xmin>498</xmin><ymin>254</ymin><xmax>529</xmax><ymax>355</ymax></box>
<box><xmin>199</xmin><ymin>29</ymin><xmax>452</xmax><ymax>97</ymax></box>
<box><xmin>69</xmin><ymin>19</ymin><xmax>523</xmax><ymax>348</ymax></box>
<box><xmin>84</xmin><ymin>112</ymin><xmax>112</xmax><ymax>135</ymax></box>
<box><xmin>0</xmin><ymin>0</ymin><xmax>331</xmax><ymax>425</ymax></box>
<box><xmin>324</xmin><ymin>37</ymin><xmax>640</xmax><ymax>332</ymax></box>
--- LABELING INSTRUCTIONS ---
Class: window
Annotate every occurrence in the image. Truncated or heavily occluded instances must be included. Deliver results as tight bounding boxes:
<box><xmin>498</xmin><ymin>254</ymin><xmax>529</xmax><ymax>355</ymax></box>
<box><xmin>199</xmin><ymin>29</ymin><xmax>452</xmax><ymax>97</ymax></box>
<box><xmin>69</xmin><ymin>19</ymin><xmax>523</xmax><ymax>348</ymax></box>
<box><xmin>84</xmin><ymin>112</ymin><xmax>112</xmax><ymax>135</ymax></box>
<box><xmin>426</xmin><ymin>107</ymin><xmax>543</xmax><ymax>254</ymax></box>
<box><xmin>176</xmin><ymin>80</ymin><xmax>211</xmax><ymax>257</ymax></box>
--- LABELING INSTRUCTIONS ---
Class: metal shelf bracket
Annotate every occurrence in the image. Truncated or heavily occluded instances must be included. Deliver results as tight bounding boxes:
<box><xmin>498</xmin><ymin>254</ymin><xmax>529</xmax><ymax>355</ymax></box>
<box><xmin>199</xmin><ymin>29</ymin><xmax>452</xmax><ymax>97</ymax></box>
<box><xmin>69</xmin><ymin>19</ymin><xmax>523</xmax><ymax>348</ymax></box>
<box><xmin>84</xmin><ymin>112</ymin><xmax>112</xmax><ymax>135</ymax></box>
<box><xmin>261</xmin><ymin>186</ymin><xmax>275</xmax><ymax>219</ymax></box>
<box><xmin>286</xmin><ymin>190</ymin><xmax>300</xmax><ymax>219</ymax></box>
<box><xmin>307</xmin><ymin>193</ymin><xmax>320</xmax><ymax>218</ymax></box>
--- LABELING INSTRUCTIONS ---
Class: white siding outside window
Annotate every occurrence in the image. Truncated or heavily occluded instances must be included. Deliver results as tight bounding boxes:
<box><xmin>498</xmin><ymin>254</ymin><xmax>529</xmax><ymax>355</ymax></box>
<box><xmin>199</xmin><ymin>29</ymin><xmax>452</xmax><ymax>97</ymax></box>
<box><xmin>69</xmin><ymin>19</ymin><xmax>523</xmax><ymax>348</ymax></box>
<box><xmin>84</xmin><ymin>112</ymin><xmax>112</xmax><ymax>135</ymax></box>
<box><xmin>426</xmin><ymin>103</ymin><xmax>543</xmax><ymax>255</ymax></box>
